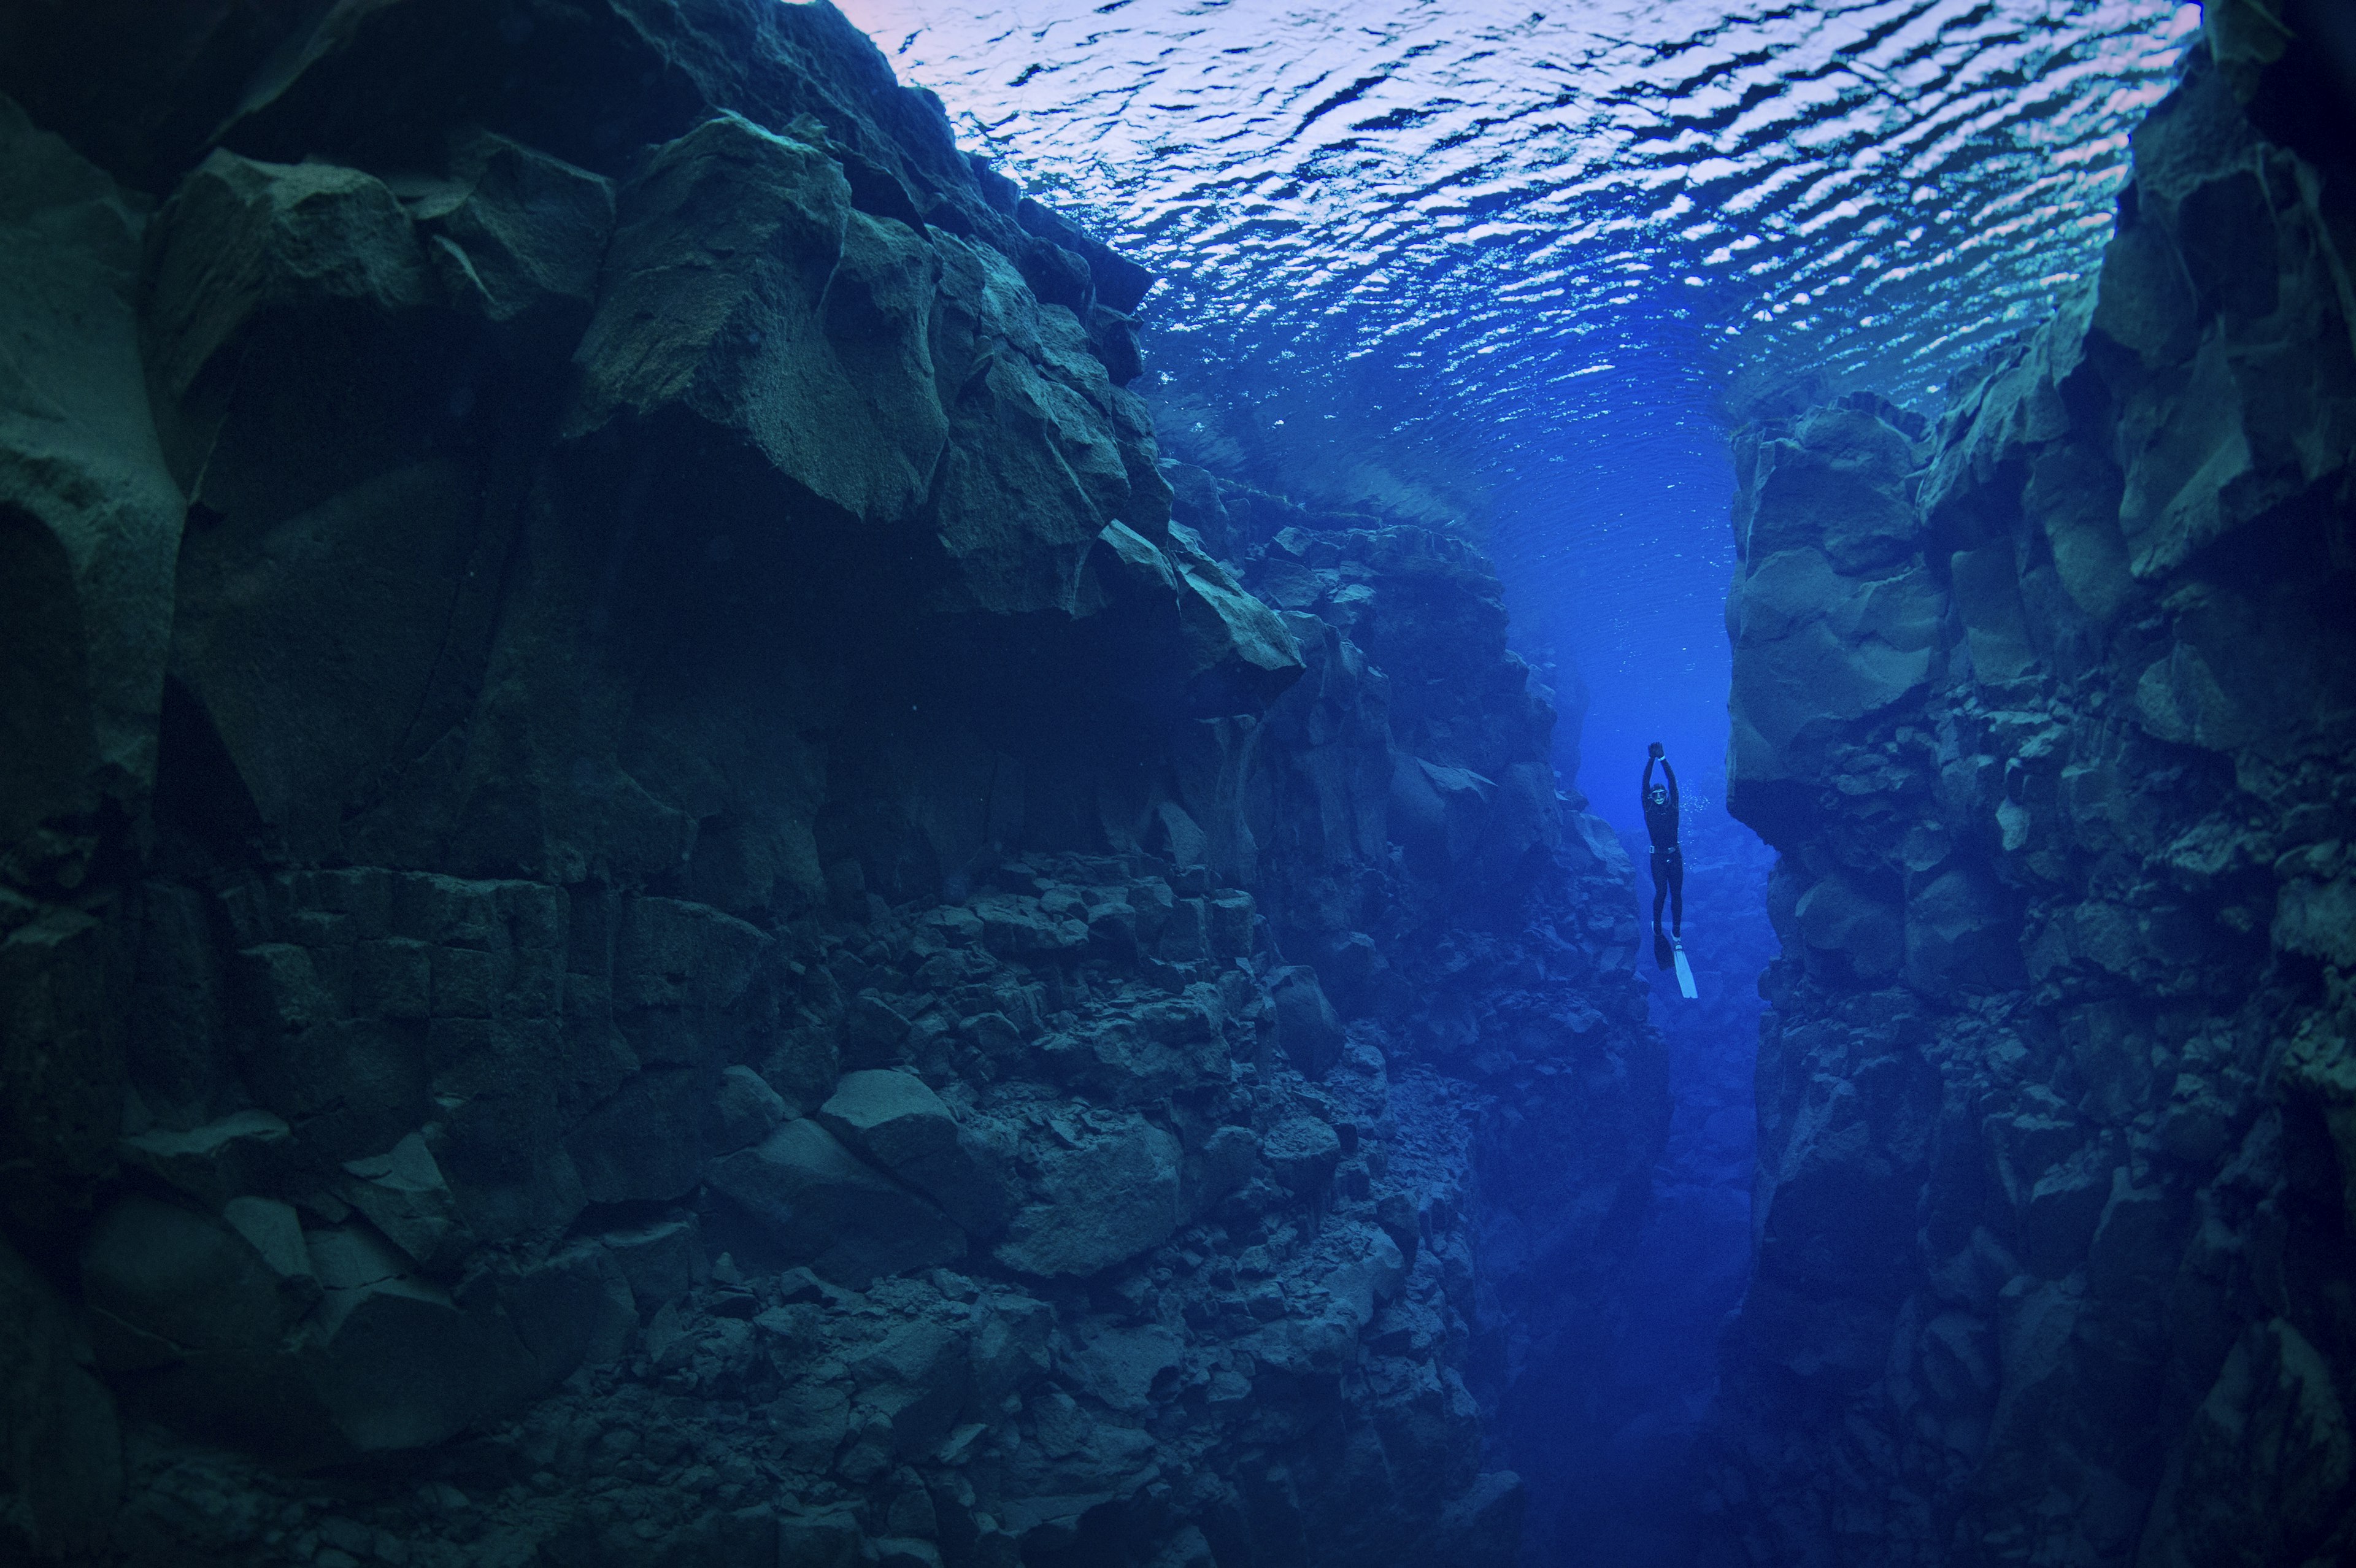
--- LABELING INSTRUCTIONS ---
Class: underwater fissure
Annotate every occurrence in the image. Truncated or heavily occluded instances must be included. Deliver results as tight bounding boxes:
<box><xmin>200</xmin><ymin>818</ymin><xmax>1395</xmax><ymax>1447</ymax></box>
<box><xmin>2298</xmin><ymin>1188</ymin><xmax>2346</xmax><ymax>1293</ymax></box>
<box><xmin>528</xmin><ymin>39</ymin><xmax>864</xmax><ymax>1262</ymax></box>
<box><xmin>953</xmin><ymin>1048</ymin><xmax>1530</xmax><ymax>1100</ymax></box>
<box><xmin>1</xmin><ymin>1</ymin><xmax>2353</xmax><ymax>1566</ymax></box>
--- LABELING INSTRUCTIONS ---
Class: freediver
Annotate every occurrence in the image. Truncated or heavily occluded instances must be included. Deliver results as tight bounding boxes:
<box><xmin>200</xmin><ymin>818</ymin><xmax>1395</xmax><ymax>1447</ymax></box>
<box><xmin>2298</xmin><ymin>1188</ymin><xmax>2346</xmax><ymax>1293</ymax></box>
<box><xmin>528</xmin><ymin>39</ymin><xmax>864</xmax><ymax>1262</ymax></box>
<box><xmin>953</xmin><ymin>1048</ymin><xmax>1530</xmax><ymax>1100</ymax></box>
<box><xmin>1642</xmin><ymin>742</ymin><xmax>1682</xmax><ymax>972</ymax></box>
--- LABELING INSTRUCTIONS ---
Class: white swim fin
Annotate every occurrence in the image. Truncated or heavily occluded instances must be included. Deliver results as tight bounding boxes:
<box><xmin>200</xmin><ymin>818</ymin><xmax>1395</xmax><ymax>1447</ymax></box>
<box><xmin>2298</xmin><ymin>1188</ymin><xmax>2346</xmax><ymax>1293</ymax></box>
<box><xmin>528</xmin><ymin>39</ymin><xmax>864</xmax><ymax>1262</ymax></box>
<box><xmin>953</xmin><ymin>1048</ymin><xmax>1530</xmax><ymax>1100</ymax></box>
<box><xmin>1672</xmin><ymin>939</ymin><xmax>1696</xmax><ymax>1000</ymax></box>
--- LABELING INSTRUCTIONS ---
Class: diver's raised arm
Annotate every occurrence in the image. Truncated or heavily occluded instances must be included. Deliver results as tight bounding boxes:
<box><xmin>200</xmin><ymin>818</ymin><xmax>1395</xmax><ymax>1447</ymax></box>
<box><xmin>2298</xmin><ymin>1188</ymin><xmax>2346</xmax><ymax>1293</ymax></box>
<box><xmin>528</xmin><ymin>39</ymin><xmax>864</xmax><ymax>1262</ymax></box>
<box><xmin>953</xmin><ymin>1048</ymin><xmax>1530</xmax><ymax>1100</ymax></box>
<box><xmin>1662</xmin><ymin>756</ymin><xmax>1679</xmax><ymax>808</ymax></box>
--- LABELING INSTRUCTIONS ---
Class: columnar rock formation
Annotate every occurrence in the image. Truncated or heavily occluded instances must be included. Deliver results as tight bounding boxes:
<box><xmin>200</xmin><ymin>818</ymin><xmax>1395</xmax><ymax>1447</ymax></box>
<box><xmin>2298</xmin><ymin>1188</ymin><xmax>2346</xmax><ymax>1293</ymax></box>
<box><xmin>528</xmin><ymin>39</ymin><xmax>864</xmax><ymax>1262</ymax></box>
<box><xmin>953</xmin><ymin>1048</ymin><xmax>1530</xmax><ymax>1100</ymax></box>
<box><xmin>1707</xmin><ymin>12</ymin><xmax>2356</xmax><ymax>1564</ymax></box>
<box><xmin>0</xmin><ymin>3</ymin><xmax>1663</xmax><ymax>1564</ymax></box>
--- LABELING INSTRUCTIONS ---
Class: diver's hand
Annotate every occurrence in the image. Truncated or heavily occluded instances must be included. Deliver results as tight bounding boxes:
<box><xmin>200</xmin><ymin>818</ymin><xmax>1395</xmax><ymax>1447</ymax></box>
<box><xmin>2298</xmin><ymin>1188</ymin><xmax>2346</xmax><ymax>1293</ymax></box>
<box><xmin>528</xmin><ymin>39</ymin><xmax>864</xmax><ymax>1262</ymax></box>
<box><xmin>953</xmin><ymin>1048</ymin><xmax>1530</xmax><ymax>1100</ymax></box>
<box><xmin>1647</xmin><ymin>741</ymin><xmax>1665</xmax><ymax>759</ymax></box>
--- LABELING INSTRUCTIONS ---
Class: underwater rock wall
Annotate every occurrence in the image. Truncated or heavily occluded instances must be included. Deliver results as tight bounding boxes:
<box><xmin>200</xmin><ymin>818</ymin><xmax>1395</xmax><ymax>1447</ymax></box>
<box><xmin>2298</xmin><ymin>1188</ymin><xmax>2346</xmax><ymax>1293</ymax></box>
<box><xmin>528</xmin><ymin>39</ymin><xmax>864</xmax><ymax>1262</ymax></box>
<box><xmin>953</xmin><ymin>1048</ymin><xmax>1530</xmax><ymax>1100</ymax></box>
<box><xmin>1199</xmin><ymin>481</ymin><xmax>1676</xmax><ymax>1556</ymax></box>
<box><xmin>0</xmin><ymin>3</ymin><xmax>1664</xmax><ymax>1564</ymax></box>
<box><xmin>1707</xmin><ymin>13</ymin><xmax>2356</xmax><ymax>1566</ymax></box>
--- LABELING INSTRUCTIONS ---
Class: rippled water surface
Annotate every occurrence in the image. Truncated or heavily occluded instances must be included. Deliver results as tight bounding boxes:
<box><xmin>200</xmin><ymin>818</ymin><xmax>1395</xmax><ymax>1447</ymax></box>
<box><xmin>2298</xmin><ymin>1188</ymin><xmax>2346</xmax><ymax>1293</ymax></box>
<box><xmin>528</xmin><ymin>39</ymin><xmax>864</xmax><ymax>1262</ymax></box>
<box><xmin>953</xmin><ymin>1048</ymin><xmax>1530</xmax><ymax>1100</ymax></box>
<box><xmin>836</xmin><ymin>0</ymin><xmax>2196</xmax><ymax>793</ymax></box>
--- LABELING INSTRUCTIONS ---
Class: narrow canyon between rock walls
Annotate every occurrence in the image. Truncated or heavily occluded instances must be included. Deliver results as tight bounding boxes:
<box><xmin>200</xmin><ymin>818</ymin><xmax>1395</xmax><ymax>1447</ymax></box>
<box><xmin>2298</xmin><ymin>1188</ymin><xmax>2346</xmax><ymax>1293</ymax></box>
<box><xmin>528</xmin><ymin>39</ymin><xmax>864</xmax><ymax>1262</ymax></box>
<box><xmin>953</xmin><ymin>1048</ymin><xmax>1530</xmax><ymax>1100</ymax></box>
<box><xmin>1</xmin><ymin>4</ymin><xmax>2352</xmax><ymax>1568</ymax></box>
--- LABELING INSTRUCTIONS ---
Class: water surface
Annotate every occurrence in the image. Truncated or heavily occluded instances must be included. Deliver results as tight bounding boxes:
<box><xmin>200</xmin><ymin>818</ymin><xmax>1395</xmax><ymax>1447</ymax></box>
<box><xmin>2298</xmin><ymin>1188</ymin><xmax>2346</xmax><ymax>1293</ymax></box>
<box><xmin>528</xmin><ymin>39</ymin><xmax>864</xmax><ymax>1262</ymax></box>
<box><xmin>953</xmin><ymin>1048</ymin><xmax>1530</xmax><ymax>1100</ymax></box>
<box><xmin>839</xmin><ymin>0</ymin><xmax>2195</xmax><ymax>808</ymax></box>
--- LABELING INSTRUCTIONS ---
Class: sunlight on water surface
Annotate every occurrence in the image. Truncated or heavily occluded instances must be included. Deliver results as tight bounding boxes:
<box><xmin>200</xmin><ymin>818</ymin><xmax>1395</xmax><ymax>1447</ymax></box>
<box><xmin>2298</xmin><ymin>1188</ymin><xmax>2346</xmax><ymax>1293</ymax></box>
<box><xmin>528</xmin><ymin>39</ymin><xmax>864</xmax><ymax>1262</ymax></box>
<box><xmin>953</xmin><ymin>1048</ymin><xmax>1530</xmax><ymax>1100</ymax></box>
<box><xmin>835</xmin><ymin>0</ymin><xmax>2198</xmax><ymax>793</ymax></box>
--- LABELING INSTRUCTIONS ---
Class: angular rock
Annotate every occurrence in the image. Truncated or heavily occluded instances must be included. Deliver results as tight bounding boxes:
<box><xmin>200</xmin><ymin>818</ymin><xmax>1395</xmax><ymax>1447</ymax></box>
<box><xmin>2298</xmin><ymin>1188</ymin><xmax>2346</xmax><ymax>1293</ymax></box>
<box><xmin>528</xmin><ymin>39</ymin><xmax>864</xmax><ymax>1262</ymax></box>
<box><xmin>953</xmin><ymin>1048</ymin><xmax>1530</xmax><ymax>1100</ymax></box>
<box><xmin>294</xmin><ymin>1225</ymin><xmax>534</xmax><ymax>1456</ymax></box>
<box><xmin>1793</xmin><ymin>875</ymin><xmax>1903</xmax><ymax>980</ymax></box>
<box><xmin>817</xmin><ymin>1070</ymin><xmax>1012</xmax><ymax>1235</ymax></box>
<box><xmin>570</xmin><ymin>112</ymin><xmax>944</xmax><ymax>528</ymax></box>
<box><xmin>0</xmin><ymin>94</ymin><xmax>183</xmax><ymax>854</ymax></box>
<box><xmin>1058</xmin><ymin>1323</ymin><xmax>1182</xmax><ymax>1413</ymax></box>
<box><xmin>115</xmin><ymin>1109</ymin><xmax>294</xmax><ymax>1210</ymax></box>
<box><xmin>1387</xmin><ymin>756</ymin><xmax>1495</xmax><ymax>882</ymax></box>
<box><xmin>709</xmin><ymin>1118</ymin><xmax>964</xmax><ymax>1287</ymax></box>
<box><xmin>714</xmin><ymin>1064</ymin><xmax>791</xmax><ymax>1155</ymax></box>
<box><xmin>144</xmin><ymin>143</ymin><xmax>433</xmax><ymax>459</ymax></box>
<box><xmin>850</xmin><ymin>1318</ymin><xmax>971</xmax><ymax>1458</ymax></box>
<box><xmin>1266</xmin><ymin>966</ymin><xmax>1345</xmax><ymax>1080</ymax></box>
<box><xmin>0</xmin><ymin>1236</ymin><xmax>121</xmax><ymax>1548</ymax></box>
<box><xmin>994</xmin><ymin>1119</ymin><xmax>1182</xmax><ymax>1277</ymax></box>
<box><xmin>1262</xmin><ymin>1117</ymin><xmax>1344</xmax><ymax>1198</ymax></box>
<box><xmin>1739</xmin><ymin>403</ymin><xmax>1925</xmax><ymax>572</ymax></box>
<box><xmin>1088</xmin><ymin>521</ymin><xmax>1305</xmax><ymax>714</ymax></box>
<box><xmin>1728</xmin><ymin>550</ymin><xmax>1942</xmax><ymax>802</ymax></box>
<box><xmin>779</xmin><ymin>1508</ymin><xmax>863</xmax><ymax>1568</ymax></box>
<box><xmin>927</xmin><ymin>237</ymin><xmax>1145</xmax><ymax>612</ymax></box>
<box><xmin>566</xmin><ymin>1067</ymin><xmax>718</xmax><ymax>1206</ymax></box>
<box><xmin>498</xmin><ymin>1242</ymin><xmax>636</xmax><ymax>1389</ymax></box>
<box><xmin>340</xmin><ymin>1131</ymin><xmax>463</xmax><ymax>1271</ymax></box>
<box><xmin>1903</xmin><ymin>867</ymin><xmax>2022</xmax><ymax>994</ymax></box>
<box><xmin>80</xmin><ymin>1194</ymin><xmax>302</xmax><ymax>1364</ymax></box>
<box><xmin>404</xmin><ymin>131</ymin><xmax>613</xmax><ymax>336</ymax></box>
<box><xmin>600</xmin><ymin>1216</ymin><xmax>706</xmax><ymax>1312</ymax></box>
<box><xmin>1166</xmin><ymin>524</ymin><xmax>1307</xmax><ymax>713</ymax></box>
<box><xmin>612</xmin><ymin>897</ymin><xmax>772</xmax><ymax>1066</ymax></box>
<box><xmin>2141</xmin><ymin>1316</ymin><xmax>2355</xmax><ymax>1568</ymax></box>
<box><xmin>1320</xmin><ymin>1225</ymin><xmax>1409</xmax><ymax>1328</ymax></box>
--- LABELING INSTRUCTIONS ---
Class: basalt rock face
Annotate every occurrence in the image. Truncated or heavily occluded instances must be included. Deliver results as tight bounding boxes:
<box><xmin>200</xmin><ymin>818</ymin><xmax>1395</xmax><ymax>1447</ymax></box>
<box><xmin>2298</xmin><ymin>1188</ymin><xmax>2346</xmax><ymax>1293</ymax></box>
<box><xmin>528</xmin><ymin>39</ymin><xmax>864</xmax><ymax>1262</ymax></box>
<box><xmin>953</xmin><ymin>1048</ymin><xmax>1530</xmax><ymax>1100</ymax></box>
<box><xmin>1707</xmin><ymin>20</ymin><xmax>2356</xmax><ymax>1567</ymax></box>
<box><xmin>1201</xmin><ymin>482</ymin><xmax>1674</xmax><ymax>1559</ymax></box>
<box><xmin>0</xmin><ymin>4</ymin><xmax>1665</xmax><ymax>1565</ymax></box>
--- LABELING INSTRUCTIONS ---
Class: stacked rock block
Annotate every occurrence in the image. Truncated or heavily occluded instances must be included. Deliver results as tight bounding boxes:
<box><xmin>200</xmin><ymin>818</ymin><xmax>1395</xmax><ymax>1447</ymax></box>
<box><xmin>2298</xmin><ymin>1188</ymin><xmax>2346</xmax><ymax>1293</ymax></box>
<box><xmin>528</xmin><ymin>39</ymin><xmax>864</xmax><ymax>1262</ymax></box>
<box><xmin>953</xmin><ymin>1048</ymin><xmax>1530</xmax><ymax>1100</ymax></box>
<box><xmin>1707</xmin><ymin>13</ymin><xmax>2356</xmax><ymax>1566</ymax></box>
<box><xmin>0</xmin><ymin>2</ymin><xmax>1667</xmax><ymax>1564</ymax></box>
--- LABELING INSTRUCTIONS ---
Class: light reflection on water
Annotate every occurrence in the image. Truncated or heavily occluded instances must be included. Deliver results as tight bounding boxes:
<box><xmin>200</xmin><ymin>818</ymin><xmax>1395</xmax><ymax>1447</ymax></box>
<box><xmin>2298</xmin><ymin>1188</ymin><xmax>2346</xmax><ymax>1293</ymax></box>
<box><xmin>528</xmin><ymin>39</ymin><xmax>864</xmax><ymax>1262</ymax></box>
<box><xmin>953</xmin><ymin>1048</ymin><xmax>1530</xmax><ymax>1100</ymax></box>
<box><xmin>835</xmin><ymin>0</ymin><xmax>2196</xmax><ymax>791</ymax></box>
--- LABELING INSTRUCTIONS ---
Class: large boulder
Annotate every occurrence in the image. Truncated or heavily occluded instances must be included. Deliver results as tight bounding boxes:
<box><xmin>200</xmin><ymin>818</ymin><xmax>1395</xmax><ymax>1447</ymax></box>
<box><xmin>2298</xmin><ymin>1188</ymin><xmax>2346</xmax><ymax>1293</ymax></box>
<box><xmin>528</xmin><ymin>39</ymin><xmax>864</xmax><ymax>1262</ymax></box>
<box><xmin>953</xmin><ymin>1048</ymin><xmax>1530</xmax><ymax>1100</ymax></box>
<box><xmin>817</xmin><ymin>1070</ymin><xmax>1012</xmax><ymax>1236</ymax></box>
<box><xmin>80</xmin><ymin>1198</ymin><xmax>534</xmax><ymax>1462</ymax></box>
<box><xmin>1388</xmin><ymin>756</ymin><xmax>1496</xmax><ymax>882</ymax></box>
<box><xmin>406</xmin><ymin>131</ymin><xmax>614</xmax><ymax>339</ymax></box>
<box><xmin>1727</xmin><ymin>549</ymin><xmax>1943</xmax><ymax>803</ymax></box>
<box><xmin>145</xmin><ymin>148</ymin><xmax>509</xmax><ymax>863</ymax></box>
<box><xmin>1058</xmin><ymin>1323</ymin><xmax>1184</xmax><ymax>1414</ymax></box>
<box><xmin>0</xmin><ymin>94</ymin><xmax>184</xmax><ymax>858</ymax></box>
<box><xmin>1262</xmin><ymin>1116</ymin><xmax>1343</xmax><ymax>1197</ymax></box>
<box><xmin>708</xmin><ymin>1118</ymin><xmax>964</xmax><ymax>1287</ymax></box>
<box><xmin>568</xmin><ymin>112</ymin><xmax>945</xmax><ymax>528</ymax></box>
<box><xmin>293</xmin><ymin>1226</ymin><xmax>536</xmax><ymax>1456</ymax></box>
<box><xmin>1266</xmin><ymin>966</ymin><xmax>1346</xmax><ymax>1080</ymax></box>
<box><xmin>1087</xmin><ymin>520</ymin><xmax>1306</xmax><ymax>713</ymax></box>
<box><xmin>925</xmin><ymin>236</ymin><xmax>1158</xmax><ymax>613</ymax></box>
<box><xmin>496</xmin><ymin>1242</ymin><xmax>636</xmax><ymax>1389</ymax></box>
<box><xmin>230</xmin><ymin>940</ymin><xmax>433</xmax><ymax>1164</ymax></box>
<box><xmin>849</xmin><ymin>1318</ymin><xmax>972</xmax><ymax>1460</ymax></box>
<box><xmin>1739</xmin><ymin>403</ymin><xmax>1925</xmax><ymax>573</ymax></box>
<box><xmin>1165</xmin><ymin>523</ymin><xmax>1307</xmax><ymax>712</ymax></box>
<box><xmin>2108</xmin><ymin>63</ymin><xmax>2355</xmax><ymax>583</ymax></box>
<box><xmin>145</xmin><ymin>152</ymin><xmax>431</xmax><ymax>432</ymax></box>
<box><xmin>1793</xmin><ymin>875</ymin><xmax>1904</xmax><ymax>982</ymax></box>
<box><xmin>993</xmin><ymin>1117</ymin><xmax>1182</xmax><ymax>1277</ymax></box>
<box><xmin>0</xmin><ymin>1237</ymin><xmax>120</xmax><ymax>1551</ymax></box>
<box><xmin>339</xmin><ymin>1131</ymin><xmax>464</xmax><ymax>1271</ymax></box>
<box><xmin>1904</xmin><ymin>868</ymin><xmax>2025</xmax><ymax>994</ymax></box>
<box><xmin>2141</xmin><ymin>1316</ymin><xmax>2356</xmax><ymax>1568</ymax></box>
<box><xmin>116</xmin><ymin>1110</ymin><xmax>296</xmax><ymax>1210</ymax></box>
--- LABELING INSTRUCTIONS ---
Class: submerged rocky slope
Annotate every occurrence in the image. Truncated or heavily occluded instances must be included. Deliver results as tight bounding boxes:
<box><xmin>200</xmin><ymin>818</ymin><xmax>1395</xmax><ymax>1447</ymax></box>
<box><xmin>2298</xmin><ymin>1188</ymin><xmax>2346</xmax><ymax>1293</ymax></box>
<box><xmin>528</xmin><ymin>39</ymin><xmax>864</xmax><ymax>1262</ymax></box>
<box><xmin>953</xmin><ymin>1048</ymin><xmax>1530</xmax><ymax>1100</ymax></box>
<box><xmin>0</xmin><ymin>2</ymin><xmax>1664</xmax><ymax>1564</ymax></box>
<box><xmin>1706</xmin><ymin>10</ymin><xmax>2356</xmax><ymax>1565</ymax></box>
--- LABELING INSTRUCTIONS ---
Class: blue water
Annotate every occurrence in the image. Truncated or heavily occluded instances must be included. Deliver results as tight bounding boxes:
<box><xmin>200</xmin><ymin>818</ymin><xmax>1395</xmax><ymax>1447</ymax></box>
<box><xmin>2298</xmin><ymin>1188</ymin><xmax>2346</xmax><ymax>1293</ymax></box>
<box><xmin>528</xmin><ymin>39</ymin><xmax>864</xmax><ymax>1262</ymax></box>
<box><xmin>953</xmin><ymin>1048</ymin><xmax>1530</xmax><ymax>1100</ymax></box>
<box><xmin>839</xmin><ymin>0</ymin><xmax>2195</xmax><ymax>827</ymax></box>
<box><xmin>833</xmin><ymin>1</ymin><xmax>2198</xmax><ymax>1558</ymax></box>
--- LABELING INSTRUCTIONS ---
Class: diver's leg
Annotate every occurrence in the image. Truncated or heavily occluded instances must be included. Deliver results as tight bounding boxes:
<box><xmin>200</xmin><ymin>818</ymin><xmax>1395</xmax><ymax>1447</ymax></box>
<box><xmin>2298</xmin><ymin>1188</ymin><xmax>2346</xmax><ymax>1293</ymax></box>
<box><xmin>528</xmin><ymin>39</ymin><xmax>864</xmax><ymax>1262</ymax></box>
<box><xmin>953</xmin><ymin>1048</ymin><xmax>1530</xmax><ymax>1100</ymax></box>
<box><xmin>1649</xmin><ymin>853</ymin><xmax>1674</xmax><ymax>969</ymax></box>
<box><xmin>1669</xmin><ymin>849</ymin><xmax>1685</xmax><ymax>936</ymax></box>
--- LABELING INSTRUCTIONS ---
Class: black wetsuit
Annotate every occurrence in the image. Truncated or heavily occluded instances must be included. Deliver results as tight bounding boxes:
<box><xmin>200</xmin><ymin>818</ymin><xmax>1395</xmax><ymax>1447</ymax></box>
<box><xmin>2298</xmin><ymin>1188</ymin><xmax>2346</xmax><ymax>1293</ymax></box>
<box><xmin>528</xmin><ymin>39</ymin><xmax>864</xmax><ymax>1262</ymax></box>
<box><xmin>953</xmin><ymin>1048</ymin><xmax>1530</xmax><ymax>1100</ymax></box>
<box><xmin>1642</xmin><ymin>756</ymin><xmax>1683</xmax><ymax>937</ymax></box>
